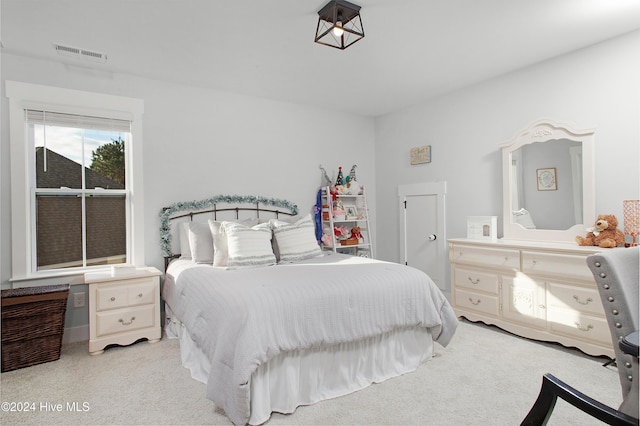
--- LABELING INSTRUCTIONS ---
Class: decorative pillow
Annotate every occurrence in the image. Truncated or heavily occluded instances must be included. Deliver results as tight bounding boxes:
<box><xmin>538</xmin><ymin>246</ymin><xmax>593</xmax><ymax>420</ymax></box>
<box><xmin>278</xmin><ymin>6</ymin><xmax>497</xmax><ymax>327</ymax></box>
<box><xmin>209</xmin><ymin>218</ymin><xmax>259</xmax><ymax>267</ymax></box>
<box><xmin>178</xmin><ymin>222</ymin><xmax>192</xmax><ymax>260</ymax></box>
<box><xmin>188</xmin><ymin>222</ymin><xmax>214</xmax><ymax>264</ymax></box>
<box><xmin>262</xmin><ymin>215</ymin><xmax>299</xmax><ymax>259</ymax></box>
<box><xmin>270</xmin><ymin>213</ymin><xmax>322</xmax><ymax>263</ymax></box>
<box><xmin>222</xmin><ymin>221</ymin><xmax>276</xmax><ymax>269</ymax></box>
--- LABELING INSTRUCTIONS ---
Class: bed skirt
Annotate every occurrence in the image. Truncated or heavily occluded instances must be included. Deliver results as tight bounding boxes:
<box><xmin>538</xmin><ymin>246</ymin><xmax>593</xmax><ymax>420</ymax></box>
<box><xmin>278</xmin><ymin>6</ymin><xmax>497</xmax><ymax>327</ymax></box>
<box><xmin>166</xmin><ymin>309</ymin><xmax>433</xmax><ymax>425</ymax></box>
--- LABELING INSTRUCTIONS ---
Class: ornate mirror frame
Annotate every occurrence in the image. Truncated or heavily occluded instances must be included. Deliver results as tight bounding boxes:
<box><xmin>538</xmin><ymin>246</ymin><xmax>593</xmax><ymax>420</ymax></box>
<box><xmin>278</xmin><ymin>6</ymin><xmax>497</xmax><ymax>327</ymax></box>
<box><xmin>501</xmin><ymin>119</ymin><xmax>595</xmax><ymax>243</ymax></box>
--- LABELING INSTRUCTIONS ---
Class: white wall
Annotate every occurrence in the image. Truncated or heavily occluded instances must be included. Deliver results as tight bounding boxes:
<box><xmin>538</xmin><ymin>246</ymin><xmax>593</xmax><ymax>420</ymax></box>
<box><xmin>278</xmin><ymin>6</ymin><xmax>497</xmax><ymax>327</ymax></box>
<box><xmin>0</xmin><ymin>54</ymin><xmax>376</xmax><ymax>334</ymax></box>
<box><xmin>374</xmin><ymin>30</ymin><xmax>640</xmax><ymax>283</ymax></box>
<box><xmin>1</xmin><ymin>53</ymin><xmax>376</xmax><ymax>284</ymax></box>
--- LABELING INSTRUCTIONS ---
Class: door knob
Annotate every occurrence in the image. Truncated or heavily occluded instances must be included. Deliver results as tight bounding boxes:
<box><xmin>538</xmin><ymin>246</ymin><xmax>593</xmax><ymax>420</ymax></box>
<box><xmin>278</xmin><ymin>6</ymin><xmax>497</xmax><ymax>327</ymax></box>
<box><xmin>428</xmin><ymin>234</ymin><xmax>437</xmax><ymax>241</ymax></box>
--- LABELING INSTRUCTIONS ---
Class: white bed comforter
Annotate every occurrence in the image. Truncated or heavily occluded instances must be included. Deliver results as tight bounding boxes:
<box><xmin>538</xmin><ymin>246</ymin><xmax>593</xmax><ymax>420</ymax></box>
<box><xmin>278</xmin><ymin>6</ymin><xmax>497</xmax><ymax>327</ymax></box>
<box><xmin>163</xmin><ymin>253</ymin><xmax>457</xmax><ymax>425</ymax></box>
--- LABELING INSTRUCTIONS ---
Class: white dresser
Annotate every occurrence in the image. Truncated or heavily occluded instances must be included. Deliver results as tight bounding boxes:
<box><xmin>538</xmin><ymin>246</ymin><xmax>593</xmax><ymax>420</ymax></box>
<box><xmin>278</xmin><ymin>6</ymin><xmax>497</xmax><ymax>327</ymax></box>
<box><xmin>449</xmin><ymin>238</ymin><xmax>612</xmax><ymax>358</ymax></box>
<box><xmin>84</xmin><ymin>267</ymin><xmax>162</xmax><ymax>355</ymax></box>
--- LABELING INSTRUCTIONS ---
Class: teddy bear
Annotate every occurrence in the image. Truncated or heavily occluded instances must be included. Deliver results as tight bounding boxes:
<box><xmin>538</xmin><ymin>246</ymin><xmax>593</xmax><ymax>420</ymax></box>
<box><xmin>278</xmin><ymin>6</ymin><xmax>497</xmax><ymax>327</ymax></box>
<box><xmin>576</xmin><ymin>214</ymin><xmax>625</xmax><ymax>248</ymax></box>
<box><xmin>350</xmin><ymin>226</ymin><xmax>364</xmax><ymax>242</ymax></box>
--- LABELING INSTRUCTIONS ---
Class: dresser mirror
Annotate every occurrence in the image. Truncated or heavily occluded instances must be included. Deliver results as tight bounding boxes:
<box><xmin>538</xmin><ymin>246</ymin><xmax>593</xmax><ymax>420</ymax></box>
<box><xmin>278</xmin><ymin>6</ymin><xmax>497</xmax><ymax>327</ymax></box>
<box><xmin>501</xmin><ymin>119</ymin><xmax>595</xmax><ymax>242</ymax></box>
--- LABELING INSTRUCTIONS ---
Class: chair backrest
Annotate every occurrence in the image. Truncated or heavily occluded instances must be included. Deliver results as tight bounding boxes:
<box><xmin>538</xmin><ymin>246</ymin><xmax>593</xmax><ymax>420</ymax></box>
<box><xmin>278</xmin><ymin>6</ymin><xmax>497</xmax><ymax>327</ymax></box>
<box><xmin>587</xmin><ymin>246</ymin><xmax>639</xmax><ymax>398</ymax></box>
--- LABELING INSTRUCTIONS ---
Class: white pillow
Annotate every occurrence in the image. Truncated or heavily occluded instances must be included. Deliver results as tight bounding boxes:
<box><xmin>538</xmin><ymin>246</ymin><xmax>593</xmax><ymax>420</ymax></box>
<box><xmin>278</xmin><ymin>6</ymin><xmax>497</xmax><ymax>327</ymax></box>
<box><xmin>209</xmin><ymin>218</ymin><xmax>259</xmax><ymax>267</ymax></box>
<box><xmin>188</xmin><ymin>222</ymin><xmax>214</xmax><ymax>264</ymax></box>
<box><xmin>178</xmin><ymin>222</ymin><xmax>192</xmax><ymax>260</ymax></box>
<box><xmin>270</xmin><ymin>214</ymin><xmax>322</xmax><ymax>263</ymax></box>
<box><xmin>222</xmin><ymin>221</ymin><xmax>276</xmax><ymax>269</ymax></box>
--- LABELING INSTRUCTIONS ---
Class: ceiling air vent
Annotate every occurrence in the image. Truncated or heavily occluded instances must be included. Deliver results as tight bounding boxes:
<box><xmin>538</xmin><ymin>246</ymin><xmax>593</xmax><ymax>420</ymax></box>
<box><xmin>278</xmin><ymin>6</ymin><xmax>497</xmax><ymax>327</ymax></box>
<box><xmin>54</xmin><ymin>43</ymin><xmax>107</xmax><ymax>63</ymax></box>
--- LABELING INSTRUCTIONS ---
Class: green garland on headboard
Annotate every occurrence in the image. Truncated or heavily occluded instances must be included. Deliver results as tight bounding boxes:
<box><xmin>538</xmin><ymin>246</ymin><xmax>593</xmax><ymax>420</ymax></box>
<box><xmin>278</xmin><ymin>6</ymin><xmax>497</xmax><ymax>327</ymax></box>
<box><xmin>159</xmin><ymin>195</ymin><xmax>298</xmax><ymax>258</ymax></box>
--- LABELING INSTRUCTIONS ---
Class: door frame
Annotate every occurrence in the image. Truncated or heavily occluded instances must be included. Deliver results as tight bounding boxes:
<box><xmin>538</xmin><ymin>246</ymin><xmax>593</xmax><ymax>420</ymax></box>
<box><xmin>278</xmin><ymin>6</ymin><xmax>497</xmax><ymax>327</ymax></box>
<box><xmin>398</xmin><ymin>182</ymin><xmax>447</xmax><ymax>290</ymax></box>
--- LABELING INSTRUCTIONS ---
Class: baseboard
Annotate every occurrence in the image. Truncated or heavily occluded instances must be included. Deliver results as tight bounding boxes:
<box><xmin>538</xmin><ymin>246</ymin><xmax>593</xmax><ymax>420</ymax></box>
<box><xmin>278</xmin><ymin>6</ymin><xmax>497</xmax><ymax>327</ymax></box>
<box><xmin>63</xmin><ymin>325</ymin><xmax>89</xmax><ymax>344</ymax></box>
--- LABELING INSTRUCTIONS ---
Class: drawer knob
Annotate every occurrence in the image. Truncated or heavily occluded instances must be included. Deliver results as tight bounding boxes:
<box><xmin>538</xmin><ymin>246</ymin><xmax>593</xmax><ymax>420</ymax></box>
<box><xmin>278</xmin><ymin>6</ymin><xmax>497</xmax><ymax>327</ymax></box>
<box><xmin>468</xmin><ymin>277</ymin><xmax>480</xmax><ymax>285</ymax></box>
<box><xmin>110</xmin><ymin>297</ymin><xmax>116</xmax><ymax>302</ymax></box>
<box><xmin>468</xmin><ymin>298</ymin><xmax>481</xmax><ymax>306</ymax></box>
<box><xmin>119</xmin><ymin>316</ymin><xmax>136</xmax><ymax>326</ymax></box>
<box><xmin>573</xmin><ymin>295</ymin><xmax>593</xmax><ymax>306</ymax></box>
<box><xmin>138</xmin><ymin>293</ymin><xmax>143</xmax><ymax>298</ymax></box>
<box><xmin>574</xmin><ymin>322</ymin><xmax>593</xmax><ymax>332</ymax></box>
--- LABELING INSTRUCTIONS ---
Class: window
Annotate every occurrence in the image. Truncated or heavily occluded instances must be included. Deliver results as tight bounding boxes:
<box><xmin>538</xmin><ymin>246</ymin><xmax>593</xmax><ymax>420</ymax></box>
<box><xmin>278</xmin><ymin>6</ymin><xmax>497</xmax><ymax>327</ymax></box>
<box><xmin>7</xmin><ymin>81</ymin><xmax>145</xmax><ymax>280</ymax></box>
<box><xmin>28</xmin><ymin>111</ymin><xmax>131</xmax><ymax>271</ymax></box>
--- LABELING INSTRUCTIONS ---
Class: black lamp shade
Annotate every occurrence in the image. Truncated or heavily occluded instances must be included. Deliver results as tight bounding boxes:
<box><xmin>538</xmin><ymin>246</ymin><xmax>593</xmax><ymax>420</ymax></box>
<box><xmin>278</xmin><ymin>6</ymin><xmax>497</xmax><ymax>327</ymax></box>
<box><xmin>314</xmin><ymin>0</ymin><xmax>364</xmax><ymax>50</ymax></box>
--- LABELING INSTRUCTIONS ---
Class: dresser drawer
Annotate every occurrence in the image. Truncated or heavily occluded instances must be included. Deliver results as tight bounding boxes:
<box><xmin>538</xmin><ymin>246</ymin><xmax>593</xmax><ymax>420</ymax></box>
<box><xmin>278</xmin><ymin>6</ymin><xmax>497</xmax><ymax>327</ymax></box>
<box><xmin>547</xmin><ymin>282</ymin><xmax>605</xmax><ymax>316</ymax></box>
<box><xmin>453</xmin><ymin>266</ymin><xmax>499</xmax><ymax>294</ymax></box>
<box><xmin>96</xmin><ymin>278</ymin><xmax>156</xmax><ymax>311</ymax></box>
<box><xmin>455</xmin><ymin>288</ymin><xmax>499</xmax><ymax>317</ymax></box>
<box><xmin>451</xmin><ymin>245</ymin><xmax>519</xmax><ymax>271</ymax></box>
<box><xmin>96</xmin><ymin>305</ymin><xmax>155</xmax><ymax>337</ymax></box>
<box><xmin>521</xmin><ymin>251</ymin><xmax>593</xmax><ymax>281</ymax></box>
<box><xmin>547</xmin><ymin>309</ymin><xmax>610</xmax><ymax>346</ymax></box>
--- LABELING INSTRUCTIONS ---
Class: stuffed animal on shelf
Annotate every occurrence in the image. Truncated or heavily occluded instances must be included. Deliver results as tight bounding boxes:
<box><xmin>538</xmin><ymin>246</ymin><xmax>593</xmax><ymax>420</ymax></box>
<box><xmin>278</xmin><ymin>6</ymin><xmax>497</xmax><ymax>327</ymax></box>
<box><xmin>350</xmin><ymin>226</ymin><xmax>364</xmax><ymax>242</ymax></box>
<box><xmin>321</xmin><ymin>233</ymin><xmax>333</xmax><ymax>247</ymax></box>
<box><xmin>576</xmin><ymin>214</ymin><xmax>625</xmax><ymax>248</ymax></box>
<box><xmin>334</xmin><ymin>225</ymin><xmax>349</xmax><ymax>239</ymax></box>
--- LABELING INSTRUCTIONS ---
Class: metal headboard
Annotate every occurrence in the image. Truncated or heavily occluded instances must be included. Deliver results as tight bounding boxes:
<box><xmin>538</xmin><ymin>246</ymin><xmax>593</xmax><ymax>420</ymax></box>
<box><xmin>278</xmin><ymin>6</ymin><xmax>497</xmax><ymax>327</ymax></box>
<box><xmin>159</xmin><ymin>195</ymin><xmax>298</xmax><ymax>271</ymax></box>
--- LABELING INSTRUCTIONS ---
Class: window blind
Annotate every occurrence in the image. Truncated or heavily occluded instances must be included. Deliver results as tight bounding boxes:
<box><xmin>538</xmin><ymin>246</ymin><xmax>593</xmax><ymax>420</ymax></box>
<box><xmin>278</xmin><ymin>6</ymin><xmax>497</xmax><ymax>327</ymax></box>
<box><xmin>26</xmin><ymin>110</ymin><xmax>131</xmax><ymax>132</ymax></box>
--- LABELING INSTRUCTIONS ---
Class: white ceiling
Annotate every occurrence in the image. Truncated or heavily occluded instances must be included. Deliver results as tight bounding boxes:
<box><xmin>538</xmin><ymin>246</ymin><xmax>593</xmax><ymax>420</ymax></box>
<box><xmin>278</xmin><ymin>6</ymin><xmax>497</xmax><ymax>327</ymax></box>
<box><xmin>2</xmin><ymin>0</ymin><xmax>640</xmax><ymax>117</ymax></box>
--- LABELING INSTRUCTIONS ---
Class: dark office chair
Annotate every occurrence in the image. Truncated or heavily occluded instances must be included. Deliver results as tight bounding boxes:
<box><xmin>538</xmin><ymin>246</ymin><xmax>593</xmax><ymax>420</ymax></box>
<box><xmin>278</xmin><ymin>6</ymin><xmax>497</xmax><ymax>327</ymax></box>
<box><xmin>521</xmin><ymin>246</ymin><xmax>639</xmax><ymax>426</ymax></box>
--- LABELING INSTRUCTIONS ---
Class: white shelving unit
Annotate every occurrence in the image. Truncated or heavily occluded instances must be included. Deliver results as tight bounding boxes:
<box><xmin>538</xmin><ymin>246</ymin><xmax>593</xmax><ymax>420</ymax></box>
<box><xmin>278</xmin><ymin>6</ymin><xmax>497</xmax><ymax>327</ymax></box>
<box><xmin>320</xmin><ymin>185</ymin><xmax>374</xmax><ymax>258</ymax></box>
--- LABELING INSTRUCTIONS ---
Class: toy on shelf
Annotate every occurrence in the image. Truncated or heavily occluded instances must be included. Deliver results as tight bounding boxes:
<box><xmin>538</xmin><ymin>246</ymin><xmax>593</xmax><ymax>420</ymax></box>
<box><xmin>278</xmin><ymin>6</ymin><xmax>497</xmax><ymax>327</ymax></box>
<box><xmin>350</xmin><ymin>226</ymin><xmax>364</xmax><ymax>242</ymax></box>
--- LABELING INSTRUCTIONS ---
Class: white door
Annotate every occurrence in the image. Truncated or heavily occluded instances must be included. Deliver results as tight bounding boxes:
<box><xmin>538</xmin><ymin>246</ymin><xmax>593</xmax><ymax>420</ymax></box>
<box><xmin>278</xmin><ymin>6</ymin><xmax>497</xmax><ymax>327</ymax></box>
<box><xmin>398</xmin><ymin>182</ymin><xmax>447</xmax><ymax>291</ymax></box>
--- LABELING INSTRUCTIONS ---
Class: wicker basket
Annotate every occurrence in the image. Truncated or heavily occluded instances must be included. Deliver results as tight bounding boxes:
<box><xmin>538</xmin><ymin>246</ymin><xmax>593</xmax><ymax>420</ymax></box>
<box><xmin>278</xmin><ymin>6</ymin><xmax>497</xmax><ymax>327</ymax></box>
<box><xmin>1</xmin><ymin>284</ymin><xmax>70</xmax><ymax>372</ymax></box>
<box><xmin>340</xmin><ymin>238</ymin><xmax>359</xmax><ymax>246</ymax></box>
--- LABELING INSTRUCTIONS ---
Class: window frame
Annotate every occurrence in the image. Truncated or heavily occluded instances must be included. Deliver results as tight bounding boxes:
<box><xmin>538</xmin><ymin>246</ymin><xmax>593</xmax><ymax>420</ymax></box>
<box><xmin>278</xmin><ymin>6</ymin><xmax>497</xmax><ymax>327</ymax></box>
<box><xmin>7</xmin><ymin>81</ymin><xmax>145</xmax><ymax>281</ymax></box>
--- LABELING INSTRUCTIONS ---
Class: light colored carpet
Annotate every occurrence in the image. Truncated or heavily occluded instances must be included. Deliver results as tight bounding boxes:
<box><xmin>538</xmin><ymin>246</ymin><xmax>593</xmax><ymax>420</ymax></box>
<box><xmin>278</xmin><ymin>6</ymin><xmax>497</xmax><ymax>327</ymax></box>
<box><xmin>0</xmin><ymin>320</ymin><xmax>621</xmax><ymax>425</ymax></box>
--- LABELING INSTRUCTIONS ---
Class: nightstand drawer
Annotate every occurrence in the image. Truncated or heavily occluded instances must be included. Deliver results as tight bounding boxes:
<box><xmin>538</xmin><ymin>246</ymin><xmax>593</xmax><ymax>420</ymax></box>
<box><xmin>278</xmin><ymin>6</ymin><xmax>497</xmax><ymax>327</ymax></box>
<box><xmin>96</xmin><ymin>287</ymin><xmax>128</xmax><ymax>311</ymax></box>
<box><xmin>455</xmin><ymin>288</ymin><xmax>499</xmax><ymax>316</ymax></box>
<box><xmin>126</xmin><ymin>281</ymin><xmax>156</xmax><ymax>306</ymax></box>
<box><xmin>96</xmin><ymin>278</ymin><xmax>156</xmax><ymax>311</ymax></box>
<box><xmin>96</xmin><ymin>305</ymin><xmax>155</xmax><ymax>337</ymax></box>
<box><xmin>453</xmin><ymin>267</ymin><xmax>499</xmax><ymax>294</ymax></box>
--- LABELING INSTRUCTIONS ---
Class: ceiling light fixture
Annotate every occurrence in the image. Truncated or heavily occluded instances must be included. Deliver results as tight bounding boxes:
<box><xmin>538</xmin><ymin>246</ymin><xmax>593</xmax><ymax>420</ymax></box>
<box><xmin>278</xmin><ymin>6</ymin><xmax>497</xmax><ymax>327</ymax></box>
<box><xmin>314</xmin><ymin>0</ymin><xmax>364</xmax><ymax>50</ymax></box>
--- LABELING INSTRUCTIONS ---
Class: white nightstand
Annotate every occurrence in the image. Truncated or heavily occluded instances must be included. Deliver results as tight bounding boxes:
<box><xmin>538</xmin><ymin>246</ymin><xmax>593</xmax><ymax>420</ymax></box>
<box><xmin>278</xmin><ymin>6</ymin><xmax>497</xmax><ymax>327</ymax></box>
<box><xmin>84</xmin><ymin>267</ymin><xmax>162</xmax><ymax>355</ymax></box>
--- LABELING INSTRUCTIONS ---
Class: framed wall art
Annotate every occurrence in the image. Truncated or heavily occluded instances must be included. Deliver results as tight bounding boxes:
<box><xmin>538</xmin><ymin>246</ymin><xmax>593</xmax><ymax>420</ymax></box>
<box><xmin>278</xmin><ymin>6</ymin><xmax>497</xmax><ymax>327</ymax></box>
<box><xmin>536</xmin><ymin>167</ymin><xmax>557</xmax><ymax>191</ymax></box>
<box><xmin>410</xmin><ymin>145</ymin><xmax>431</xmax><ymax>165</ymax></box>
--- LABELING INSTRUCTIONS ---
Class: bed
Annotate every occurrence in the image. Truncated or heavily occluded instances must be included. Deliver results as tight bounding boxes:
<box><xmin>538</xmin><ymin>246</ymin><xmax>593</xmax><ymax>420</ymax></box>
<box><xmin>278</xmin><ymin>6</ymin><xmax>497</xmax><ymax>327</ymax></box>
<box><xmin>160</xmin><ymin>195</ymin><xmax>458</xmax><ymax>425</ymax></box>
